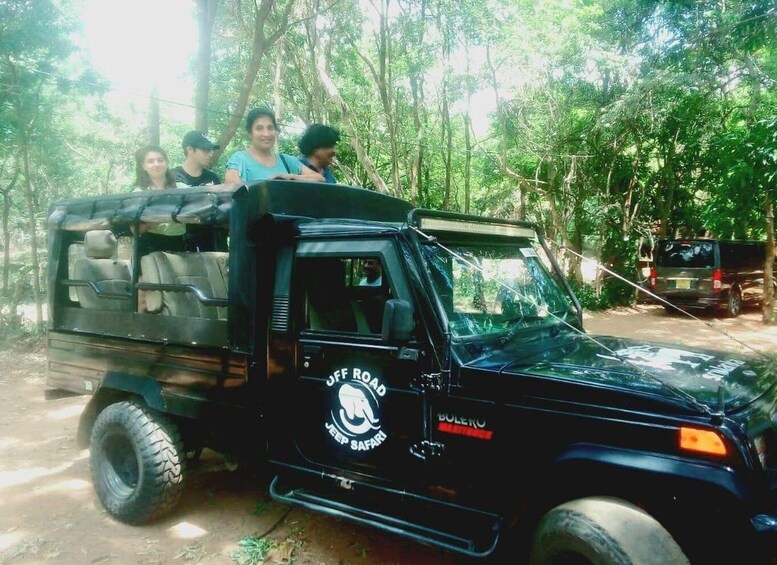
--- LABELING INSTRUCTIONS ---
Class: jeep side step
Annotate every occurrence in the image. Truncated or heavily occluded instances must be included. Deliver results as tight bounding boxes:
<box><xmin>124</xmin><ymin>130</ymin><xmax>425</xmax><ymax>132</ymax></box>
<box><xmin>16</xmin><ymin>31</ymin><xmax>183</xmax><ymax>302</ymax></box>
<box><xmin>269</xmin><ymin>472</ymin><xmax>503</xmax><ymax>558</ymax></box>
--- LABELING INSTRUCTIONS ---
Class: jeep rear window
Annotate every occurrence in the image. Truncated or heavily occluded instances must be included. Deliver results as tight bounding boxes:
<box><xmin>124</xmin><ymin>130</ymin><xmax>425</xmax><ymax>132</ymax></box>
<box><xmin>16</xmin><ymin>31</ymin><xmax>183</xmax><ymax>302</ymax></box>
<box><xmin>656</xmin><ymin>241</ymin><xmax>715</xmax><ymax>268</ymax></box>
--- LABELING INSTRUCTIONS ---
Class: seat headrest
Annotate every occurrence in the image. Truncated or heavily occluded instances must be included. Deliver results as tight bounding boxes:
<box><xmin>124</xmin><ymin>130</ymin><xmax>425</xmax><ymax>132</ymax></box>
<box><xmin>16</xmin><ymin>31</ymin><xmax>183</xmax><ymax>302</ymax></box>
<box><xmin>84</xmin><ymin>230</ymin><xmax>118</xmax><ymax>259</ymax></box>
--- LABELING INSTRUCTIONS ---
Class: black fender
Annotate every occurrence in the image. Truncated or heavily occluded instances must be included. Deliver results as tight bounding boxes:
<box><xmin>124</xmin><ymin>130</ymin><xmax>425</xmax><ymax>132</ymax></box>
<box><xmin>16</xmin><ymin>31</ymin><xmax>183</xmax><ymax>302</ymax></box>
<box><xmin>77</xmin><ymin>372</ymin><xmax>167</xmax><ymax>448</ymax></box>
<box><xmin>552</xmin><ymin>443</ymin><xmax>752</xmax><ymax>504</ymax></box>
<box><xmin>542</xmin><ymin>443</ymin><xmax>765</xmax><ymax>563</ymax></box>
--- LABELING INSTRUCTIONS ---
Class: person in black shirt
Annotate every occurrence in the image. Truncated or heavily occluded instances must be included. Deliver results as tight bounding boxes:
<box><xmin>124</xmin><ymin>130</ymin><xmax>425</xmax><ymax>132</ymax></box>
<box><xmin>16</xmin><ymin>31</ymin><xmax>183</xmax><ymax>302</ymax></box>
<box><xmin>173</xmin><ymin>131</ymin><xmax>222</xmax><ymax>186</ymax></box>
<box><xmin>298</xmin><ymin>124</ymin><xmax>340</xmax><ymax>183</ymax></box>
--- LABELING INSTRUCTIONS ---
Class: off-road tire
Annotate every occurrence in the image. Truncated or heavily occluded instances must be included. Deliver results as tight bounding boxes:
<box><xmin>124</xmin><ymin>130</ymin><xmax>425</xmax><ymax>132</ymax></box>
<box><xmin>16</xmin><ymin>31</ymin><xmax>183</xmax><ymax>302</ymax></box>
<box><xmin>529</xmin><ymin>496</ymin><xmax>689</xmax><ymax>565</ymax></box>
<box><xmin>727</xmin><ymin>288</ymin><xmax>742</xmax><ymax>318</ymax></box>
<box><xmin>89</xmin><ymin>401</ymin><xmax>185</xmax><ymax>524</ymax></box>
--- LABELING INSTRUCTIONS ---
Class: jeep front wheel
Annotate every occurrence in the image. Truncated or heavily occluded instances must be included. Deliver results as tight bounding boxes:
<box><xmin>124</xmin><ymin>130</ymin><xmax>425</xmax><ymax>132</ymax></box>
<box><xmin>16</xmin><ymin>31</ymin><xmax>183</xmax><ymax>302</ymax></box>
<box><xmin>529</xmin><ymin>496</ymin><xmax>689</xmax><ymax>565</ymax></box>
<box><xmin>89</xmin><ymin>401</ymin><xmax>185</xmax><ymax>524</ymax></box>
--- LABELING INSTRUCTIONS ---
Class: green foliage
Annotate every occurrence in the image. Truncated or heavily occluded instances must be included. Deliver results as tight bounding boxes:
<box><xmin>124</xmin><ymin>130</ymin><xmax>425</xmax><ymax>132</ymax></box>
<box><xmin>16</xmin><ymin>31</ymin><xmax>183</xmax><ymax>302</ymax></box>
<box><xmin>229</xmin><ymin>536</ymin><xmax>276</xmax><ymax>565</ymax></box>
<box><xmin>567</xmin><ymin>280</ymin><xmax>608</xmax><ymax>311</ymax></box>
<box><xmin>2</xmin><ymin>0</ymin><xmax>776</xmax><ymax>319</ymax></box>
<box><xmin>0</xmin><ymin>311</ymin><xmax>46</xmax><ymax>343</ymax></box>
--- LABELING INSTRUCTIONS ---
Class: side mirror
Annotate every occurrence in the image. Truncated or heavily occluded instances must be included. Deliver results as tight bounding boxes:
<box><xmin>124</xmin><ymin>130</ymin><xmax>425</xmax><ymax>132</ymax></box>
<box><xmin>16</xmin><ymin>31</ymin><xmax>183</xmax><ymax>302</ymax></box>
<box><xmin>382</xmin><ymin>299</ymin><xmax>415</xmax><ymax>342</ymax></box>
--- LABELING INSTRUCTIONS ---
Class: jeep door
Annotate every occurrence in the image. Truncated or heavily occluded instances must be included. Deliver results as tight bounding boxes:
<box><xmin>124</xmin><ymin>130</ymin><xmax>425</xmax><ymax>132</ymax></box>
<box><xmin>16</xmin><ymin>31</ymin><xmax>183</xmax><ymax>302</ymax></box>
<box><xmin>291</xmin><ymin>239</ymin><xmax>431</xmax><ymax>483</ymax></box>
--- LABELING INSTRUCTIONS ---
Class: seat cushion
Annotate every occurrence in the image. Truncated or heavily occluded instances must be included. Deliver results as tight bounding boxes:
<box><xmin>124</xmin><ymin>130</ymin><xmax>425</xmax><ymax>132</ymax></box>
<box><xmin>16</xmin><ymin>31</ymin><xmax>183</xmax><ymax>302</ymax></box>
<box><xmin>73</xmin><ymin>257</ymin><xmax>131</xmax><ymax>310</ymax></box>
<box><xmin>140</xmin><ymin>251</ymin><xmax>228</xmax><ymax>318</ymax></box>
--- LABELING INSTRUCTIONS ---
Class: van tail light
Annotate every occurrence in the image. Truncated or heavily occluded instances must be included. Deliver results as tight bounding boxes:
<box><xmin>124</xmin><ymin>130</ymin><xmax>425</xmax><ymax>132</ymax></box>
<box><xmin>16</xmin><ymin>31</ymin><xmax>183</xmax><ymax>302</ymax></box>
<box><xmin>712</xmin><ymin>269</ymin><xmax>722</xmax><ymax>292</ymax></box>
<box><xmin>649</xmin><ymin>268</ymin><xmax>657</xmax><ymax>290</ymax></box>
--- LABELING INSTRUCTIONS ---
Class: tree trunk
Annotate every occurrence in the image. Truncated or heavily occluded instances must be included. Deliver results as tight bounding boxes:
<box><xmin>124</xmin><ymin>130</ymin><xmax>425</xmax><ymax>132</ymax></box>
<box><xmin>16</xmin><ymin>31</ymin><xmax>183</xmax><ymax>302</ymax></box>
<box><xmin>441</xmin><ymin>94</ymin><xmax>452</xmax><ymax>210</ymax></box>
<box><xmin>463</xmin><ymin>38</ymin><xmax>473</xmax><ymax>214</ymax></box>
<box><xmin>485</xmin><ymin>44</ymin><xmax>531</xmax><ymax>203</ymax></box>
<box><xmin>316</xmin><ymin>55</ymin><xmax>389</xmax><ymax>193</ymax></box>
<box><xmin>545</xmin><ymin>159</ymin><xmax>576</xmax><ymax>275</ymax></box>
<box><xmin>464</xmin><ymin>114</ymin><xmax>472</xmax><ymax>214</ymax></box>
<box><xmin>347</xmin><ymin>0</ymin><xmax>400</xmax><ymax>196</ymax></box>
<box><xmin>408</xmin><ymin>72</ymin><xmax>424</xmax><ymax>205</ymax></box>
<box><xmin>376</xmin><ymin>0</ymin><xmax>400</xmax><ymax>197</ymax></box>
<box><xmin>657</xmin><ymin>133</ymin><xmax>679</xmax><ymax>237</ymax></box>
<box><xmin>273</xmin><ymin>40</ymin><xmax>284</xmax><ymax>121</ymax></box>
<box><xmin>2</xmin><ymin>191</ymin><xmax>11</xmax><ymax>298</ymax></box>
<box><xmin>195</xmin><ymin>0</ymin><xmax>218</xmax><ymax>132</ymax></box>
<box><xmin>214</xmin><ymin>0</ymin><xmax>292</xmax><ymax>161</ymax></box>
<box><xmin>406</xmin><ymin>0</ymin><xmax>426</xmax><ymax>205</ymax></box>
<box><xmin>763</xmin><ymin>191</ymin><xmax>776</xmax><ymax>324</ymax></box>
<box><xmin>148</xmin><ymin>82</ymin><xmax>160</xmax><ymax>146</ymax></box>
<box><xmin>20</xmin><ymin>138</ymin><xmax>43</xmax><ymax>327</ymax></box>
<box><xmin>1</xmin><ymin>164</ymin><xmax>18</xmax><ymax>298</ymax></box>
<box><xmin>570</xmin><ymin>194</ymin><xmax>584</xmax><ymax>283</ymax></box>
<box><xmin>440</xmin><ymin>9</ymin><xmax>452</xmax><ymax>210</ymax></box>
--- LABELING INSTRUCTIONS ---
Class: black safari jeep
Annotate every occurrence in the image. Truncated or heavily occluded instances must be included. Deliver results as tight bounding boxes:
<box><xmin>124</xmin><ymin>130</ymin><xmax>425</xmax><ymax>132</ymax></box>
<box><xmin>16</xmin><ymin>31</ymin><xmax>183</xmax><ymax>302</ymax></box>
<box><xmin>46</xmin><ymin>181</ymin><xmax>777</xmax><ymax>563</ymax></box>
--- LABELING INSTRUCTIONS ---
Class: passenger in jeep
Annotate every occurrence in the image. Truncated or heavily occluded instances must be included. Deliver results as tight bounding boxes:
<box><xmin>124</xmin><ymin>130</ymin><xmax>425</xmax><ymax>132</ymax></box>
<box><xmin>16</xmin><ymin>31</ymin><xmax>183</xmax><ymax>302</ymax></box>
<box><xmin>297</xmin><ymin>124</ymin><xmax>340</xmax><ymax>184</ymax></box>
<box><xmin>133</xmin><ymin>145</ymin><xmax>186</xmax><ymax>191</ymax></box>
<box><xmin>224</xmin><ymin>108</ymin><xmax>325</xmax><ymax>184</ymax></box>
<box><xmin>173</xmin><ymin>130</ymin><xmax>221</xmax><ymax>186</ymax></box>
<box><xmin>359</xmin><ymin>258</ymin><xmax>382</xmax><ymax>287</ymax></box>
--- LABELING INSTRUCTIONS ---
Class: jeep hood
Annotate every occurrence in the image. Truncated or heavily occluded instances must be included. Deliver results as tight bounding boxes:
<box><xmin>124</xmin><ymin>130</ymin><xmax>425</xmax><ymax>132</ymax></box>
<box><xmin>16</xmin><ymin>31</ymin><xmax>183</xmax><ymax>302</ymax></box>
<box><xmin>483</xmin><ymin>334</ymin><xmax>777</xmax><ymax>412</ymax></box>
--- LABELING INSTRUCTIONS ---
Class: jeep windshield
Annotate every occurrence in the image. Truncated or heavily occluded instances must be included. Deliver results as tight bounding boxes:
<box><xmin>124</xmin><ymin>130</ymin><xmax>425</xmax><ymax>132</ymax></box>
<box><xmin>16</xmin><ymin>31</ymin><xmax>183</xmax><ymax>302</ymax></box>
<box><xmin>421</xmin><ymin>241</ymin><xmax>575</xmax><ymax>339</ymax></box>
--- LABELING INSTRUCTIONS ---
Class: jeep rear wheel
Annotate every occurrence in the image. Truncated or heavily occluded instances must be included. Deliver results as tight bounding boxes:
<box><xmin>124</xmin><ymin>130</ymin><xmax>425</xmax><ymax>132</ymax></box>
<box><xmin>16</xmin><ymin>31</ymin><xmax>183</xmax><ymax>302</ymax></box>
<box><xmin>89</xmin><ymin>401</ymin><xmax>185</xmax><ymax>524</ymax></box>
<box><xmin>529</xmin><ymin>496</ymin><xmax>689</xmax><ymax>565</ymax></box>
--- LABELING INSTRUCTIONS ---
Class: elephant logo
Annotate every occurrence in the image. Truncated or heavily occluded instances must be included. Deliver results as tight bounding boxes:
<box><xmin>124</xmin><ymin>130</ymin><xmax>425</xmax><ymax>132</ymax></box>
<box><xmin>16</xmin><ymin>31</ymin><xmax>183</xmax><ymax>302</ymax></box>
<box><xmin>337</xmin><ymin>383</ymin><xmax>380</xmax><ymax>435</ymax></box>
<box><xmin>324</xmin><ymin>367</ymin><xmax>388</xmax><ymax>452</ymax></box>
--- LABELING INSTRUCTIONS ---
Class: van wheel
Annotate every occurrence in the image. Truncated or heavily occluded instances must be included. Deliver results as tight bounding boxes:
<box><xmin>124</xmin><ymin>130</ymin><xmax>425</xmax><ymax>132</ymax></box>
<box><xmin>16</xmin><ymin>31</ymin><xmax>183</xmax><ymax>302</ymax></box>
<box><xmin>529</xmin><ymin>496</ymin><xmax>689</xmax><ymax>565</ymax></box>
<box><xmin>89</xmin><ymin>401</ymin><xmax>185</xmax><ymax>524</ymax></box>
<box><xmin>727</xmin><ymin>288</ymin><xmax>742</xmax><ymax>317</ymax></box>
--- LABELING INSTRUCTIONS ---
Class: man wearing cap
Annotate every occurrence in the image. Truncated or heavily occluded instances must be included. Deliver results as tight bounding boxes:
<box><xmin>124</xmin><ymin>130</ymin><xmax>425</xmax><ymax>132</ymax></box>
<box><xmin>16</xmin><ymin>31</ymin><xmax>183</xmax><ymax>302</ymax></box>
<box><xmin>172</xmin><ymin>131</ymin><xmax>222</xmax><ymax>186</ymax></box>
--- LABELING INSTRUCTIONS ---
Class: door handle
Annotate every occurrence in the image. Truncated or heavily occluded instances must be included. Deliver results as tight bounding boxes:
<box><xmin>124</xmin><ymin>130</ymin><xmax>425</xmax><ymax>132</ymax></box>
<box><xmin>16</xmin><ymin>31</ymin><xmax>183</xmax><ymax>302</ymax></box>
<box><xmin>396</xmin><ymin>347</ymin><xmax>420</xmax><ymax>361</ymax></box>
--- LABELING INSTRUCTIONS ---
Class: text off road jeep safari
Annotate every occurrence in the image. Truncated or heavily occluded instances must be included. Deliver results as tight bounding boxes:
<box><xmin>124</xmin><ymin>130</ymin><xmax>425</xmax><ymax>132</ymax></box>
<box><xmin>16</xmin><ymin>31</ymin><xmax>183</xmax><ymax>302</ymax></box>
<box><xmin>46</xmin><ymin>181</ymin><xmax>777</xmax><ymax>563</ymax></box>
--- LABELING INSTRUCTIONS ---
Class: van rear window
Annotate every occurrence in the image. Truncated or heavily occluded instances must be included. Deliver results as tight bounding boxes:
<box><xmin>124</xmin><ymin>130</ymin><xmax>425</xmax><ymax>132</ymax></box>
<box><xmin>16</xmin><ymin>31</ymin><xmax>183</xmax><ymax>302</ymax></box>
<box><xmin>656</xmin><ymin>241</ymin><xmax>715</xmax><ymax>268</ymax></box>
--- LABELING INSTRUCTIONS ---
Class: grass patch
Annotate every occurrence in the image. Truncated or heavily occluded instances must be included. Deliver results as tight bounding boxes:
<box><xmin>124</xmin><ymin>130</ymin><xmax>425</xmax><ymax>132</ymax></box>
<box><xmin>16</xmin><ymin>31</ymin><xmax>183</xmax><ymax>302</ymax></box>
<box><xmin>229</xmin><ymin>536</ymin><xmax>276</xmax><ymax>565</ymax></box>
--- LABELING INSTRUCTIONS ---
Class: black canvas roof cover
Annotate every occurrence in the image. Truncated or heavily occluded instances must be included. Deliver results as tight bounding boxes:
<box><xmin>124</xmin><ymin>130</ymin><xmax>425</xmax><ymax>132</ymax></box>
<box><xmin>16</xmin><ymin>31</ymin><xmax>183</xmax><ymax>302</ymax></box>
<box><xmin>235</xmin><ymin>180</ymin><xmax>413</xmax><ymax>223</ymax></box>
<box><xmin>47</xmin><ymin>180</ymin><xmax>413</xmax><ymax>231</ymax></box>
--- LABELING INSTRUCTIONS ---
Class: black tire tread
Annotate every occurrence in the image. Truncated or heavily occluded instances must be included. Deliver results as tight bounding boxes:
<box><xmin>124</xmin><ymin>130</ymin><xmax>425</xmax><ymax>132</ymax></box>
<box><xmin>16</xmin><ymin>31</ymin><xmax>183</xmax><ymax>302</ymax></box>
<box><xmin>90</xmin><ymin>401</ymin><xmax>185</xmax><ymax>524</ymax></box>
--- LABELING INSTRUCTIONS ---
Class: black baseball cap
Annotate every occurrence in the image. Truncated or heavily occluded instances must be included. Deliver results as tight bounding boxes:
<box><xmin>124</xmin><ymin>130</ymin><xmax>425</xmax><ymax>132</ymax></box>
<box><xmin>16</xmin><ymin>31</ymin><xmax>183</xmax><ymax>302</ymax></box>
<box><xmin>182</xmin><ymin>130</ymin><xmax>220</xmax><ymax>151</ymax></box>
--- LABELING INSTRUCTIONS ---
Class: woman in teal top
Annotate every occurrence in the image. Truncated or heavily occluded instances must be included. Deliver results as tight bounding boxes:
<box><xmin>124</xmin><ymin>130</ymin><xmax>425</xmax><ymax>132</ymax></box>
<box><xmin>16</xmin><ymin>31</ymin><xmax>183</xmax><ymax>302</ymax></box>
<box><xmin>224</xmin><ymin>108</ymin><xmax>325</xmax><ymax>184</ymax></box>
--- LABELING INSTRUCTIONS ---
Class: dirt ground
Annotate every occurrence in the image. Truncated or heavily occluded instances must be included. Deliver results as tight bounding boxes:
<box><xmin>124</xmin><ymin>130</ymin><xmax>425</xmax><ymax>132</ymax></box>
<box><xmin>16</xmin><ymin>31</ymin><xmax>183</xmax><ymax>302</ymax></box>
<box><xmin>1</xmin><ymin>304</ymin><xmax>776</xmax><ymax>565</ymax></box>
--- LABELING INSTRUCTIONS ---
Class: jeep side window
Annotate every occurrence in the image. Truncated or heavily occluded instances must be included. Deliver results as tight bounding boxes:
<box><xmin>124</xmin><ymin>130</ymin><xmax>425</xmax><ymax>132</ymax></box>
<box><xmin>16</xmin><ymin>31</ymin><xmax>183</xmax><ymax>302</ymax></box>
<box><xmin>298</xmin><ymin>256</ymin><xmax>390</xmax><ymax>334</ymax></box>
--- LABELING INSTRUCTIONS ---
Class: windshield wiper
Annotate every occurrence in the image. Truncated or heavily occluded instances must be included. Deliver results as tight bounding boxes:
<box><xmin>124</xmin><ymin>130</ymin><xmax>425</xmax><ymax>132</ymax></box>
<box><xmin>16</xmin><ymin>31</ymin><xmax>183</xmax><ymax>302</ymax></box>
<box><xmin>496</xmin><ymin>316</ymin><xmax>547</xmax><ymax>347</ymax></box>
